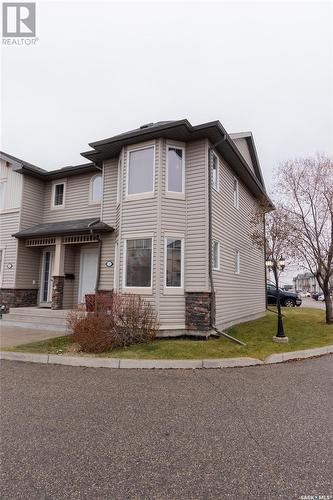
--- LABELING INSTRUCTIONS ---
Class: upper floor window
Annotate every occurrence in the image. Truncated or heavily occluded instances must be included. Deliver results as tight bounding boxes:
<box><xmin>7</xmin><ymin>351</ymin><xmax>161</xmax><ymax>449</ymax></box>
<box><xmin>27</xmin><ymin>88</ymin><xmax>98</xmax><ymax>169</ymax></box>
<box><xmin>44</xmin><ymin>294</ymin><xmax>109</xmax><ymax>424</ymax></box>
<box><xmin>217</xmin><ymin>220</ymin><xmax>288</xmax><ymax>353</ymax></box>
<box><xmin>52</xmin><ymin>180</ymin><xmax>66</xmax><ymax>209</ymax></box>
<box><xmin>90</xmin><ymin>174</ymin><xmax>102</xmax><ymax>204</ymax></box>
<box><xmin>233</xmin><ymin>177</ymin><xmax>239</xmax><ymax>209</ymax></box>
<box><xmin>167</xmin><ymin>146</ymin><xmax>184</xmax><ymax>194</ymax></box>
<box><xmin>127</xmin><ymin>146</ymin><xmax>155</xmax><ymax>197</ymax></box>
<box><xmin>213</xmin><ymin>240</ymin><xmax>220</xmax><ymax>270</ymax></box>
<box><xmin>212</xmin><ymin>153</ymin><xmax>219</xmax><ymax>191</ymax></box>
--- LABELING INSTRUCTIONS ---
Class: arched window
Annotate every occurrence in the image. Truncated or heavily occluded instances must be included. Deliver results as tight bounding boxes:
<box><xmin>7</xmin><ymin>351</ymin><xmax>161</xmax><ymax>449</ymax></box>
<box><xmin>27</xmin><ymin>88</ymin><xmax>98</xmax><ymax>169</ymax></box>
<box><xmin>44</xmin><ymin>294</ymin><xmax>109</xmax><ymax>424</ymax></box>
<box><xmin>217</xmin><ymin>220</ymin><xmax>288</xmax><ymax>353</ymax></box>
<box><xmin>90</xmin><ymin>174</ymin><xmax>102</xmax><ymax>203</ymax></box>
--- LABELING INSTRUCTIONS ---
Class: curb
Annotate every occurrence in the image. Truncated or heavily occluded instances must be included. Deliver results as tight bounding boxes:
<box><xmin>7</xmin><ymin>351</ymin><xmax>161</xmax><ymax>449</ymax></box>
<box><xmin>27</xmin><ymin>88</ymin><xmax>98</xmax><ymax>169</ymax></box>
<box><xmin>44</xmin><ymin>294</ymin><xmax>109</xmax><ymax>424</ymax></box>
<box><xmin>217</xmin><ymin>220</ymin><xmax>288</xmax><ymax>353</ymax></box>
<box><xmin>1</xmin><ymin>345</ymin><xmax>332</xmax><ymax>369</ymax></box>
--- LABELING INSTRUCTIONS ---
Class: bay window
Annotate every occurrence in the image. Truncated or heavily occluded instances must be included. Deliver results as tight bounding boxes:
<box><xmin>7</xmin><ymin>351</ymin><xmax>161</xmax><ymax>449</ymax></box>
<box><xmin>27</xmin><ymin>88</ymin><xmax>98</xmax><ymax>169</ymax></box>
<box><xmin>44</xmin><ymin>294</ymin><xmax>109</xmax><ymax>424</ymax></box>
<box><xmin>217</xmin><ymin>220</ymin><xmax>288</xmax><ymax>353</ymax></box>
<box><xmin>167</xmin><ymin>146</ymin><xmax>184</xmax><ymax>194</ymax></box>
<box><xmin>127</xmin><ymin>146</ymin><xmax>155</xmax><ymax>197</ymax></box>
<box><xmin>165</xmin><ymin>237</ymin><xmax>183</xmax><ymax>288</ymax></box>
<box><xmin>125</xmin><ymin>238</ymin><xmax>152</xmax><ymax>288</ymax></box>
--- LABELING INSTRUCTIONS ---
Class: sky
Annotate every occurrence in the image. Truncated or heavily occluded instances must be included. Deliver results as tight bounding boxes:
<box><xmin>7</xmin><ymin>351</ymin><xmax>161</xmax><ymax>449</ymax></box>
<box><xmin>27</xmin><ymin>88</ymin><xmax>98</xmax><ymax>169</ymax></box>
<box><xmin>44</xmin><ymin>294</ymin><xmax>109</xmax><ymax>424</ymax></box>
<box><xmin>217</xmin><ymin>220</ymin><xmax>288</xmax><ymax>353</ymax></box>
<box><xmin>1</xmin><ymin>0</ymin><xmax>333</xmax><ymax>284</ymax></box>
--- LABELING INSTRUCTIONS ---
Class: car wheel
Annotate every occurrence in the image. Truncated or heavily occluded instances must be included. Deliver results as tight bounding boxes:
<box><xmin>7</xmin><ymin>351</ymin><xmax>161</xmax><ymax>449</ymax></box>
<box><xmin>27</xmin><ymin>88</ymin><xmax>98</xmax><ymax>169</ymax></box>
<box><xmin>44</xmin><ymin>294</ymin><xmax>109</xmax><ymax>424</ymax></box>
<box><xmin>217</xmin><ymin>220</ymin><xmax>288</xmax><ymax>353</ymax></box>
<box><xmin>284</xmin><ymin>298</ymin><xmax>295</xmax><ymax>307</ymax></box>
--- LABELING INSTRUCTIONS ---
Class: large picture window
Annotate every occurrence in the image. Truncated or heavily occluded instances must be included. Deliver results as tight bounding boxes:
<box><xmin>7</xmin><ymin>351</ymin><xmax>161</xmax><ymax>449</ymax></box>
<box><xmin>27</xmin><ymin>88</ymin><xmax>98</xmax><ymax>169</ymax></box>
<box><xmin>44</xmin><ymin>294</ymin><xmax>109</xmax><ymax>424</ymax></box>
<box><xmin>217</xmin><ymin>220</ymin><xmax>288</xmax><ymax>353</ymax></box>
<box><xmin>167</xmin><ymin>146</ymin><xmax>184</xmax><ymax>193</ymax></box>
<box><xmin>127</xmin><ymin>147</ymin><xmax>154</xmax><ymax>196</ymax></box>
<box><xmin>125</xmin><ymin>238</ymin><xmax>152</xmax><ymax>288</ymax></box>
<box><xmin>165</xmin><ymin>237</ymin><xmax>183</xmax><ymax>288</ymax></box>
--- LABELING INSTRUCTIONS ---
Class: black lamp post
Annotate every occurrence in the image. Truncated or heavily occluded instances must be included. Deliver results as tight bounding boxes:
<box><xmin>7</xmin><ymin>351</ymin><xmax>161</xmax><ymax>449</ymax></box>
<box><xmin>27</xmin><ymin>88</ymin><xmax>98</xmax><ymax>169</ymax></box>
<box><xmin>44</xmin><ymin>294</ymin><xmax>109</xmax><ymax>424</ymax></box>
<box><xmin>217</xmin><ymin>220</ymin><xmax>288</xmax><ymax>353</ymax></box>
<box><xmin>266</xmin><ymin>255</ymin><xmax>287</xmax><ymax>341</ymax></box>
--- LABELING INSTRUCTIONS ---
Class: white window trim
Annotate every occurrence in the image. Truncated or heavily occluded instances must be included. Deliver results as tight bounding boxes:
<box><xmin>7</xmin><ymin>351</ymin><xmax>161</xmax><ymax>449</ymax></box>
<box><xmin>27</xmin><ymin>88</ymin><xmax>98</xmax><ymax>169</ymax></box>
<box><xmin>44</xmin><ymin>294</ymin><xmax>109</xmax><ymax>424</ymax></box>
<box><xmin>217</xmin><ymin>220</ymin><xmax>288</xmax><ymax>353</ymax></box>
<box><xmin>0</xmin><ymin>246</ymin><xmax>5</xmax><ymax>287</ymax></box>
<box><xmin>235</xmin><ymin>250</ymin><xmax>241</xmax><ymax>275</ymax></box>
<box><xmin>213</xmin><ymin>240</ymin><xmax>220</xmax><ymax>271</ymax></box>
<box><xmin>51</xmin><ymin>179</ymin><xmax>66</xmax><ymax>210</ymax></box>
<box><xmin>125</xmin><ymin>144</ymin><xmax>156</xmax><ymax>201</ymax></box>
<box><xmin>89</xmin><ymin>174</ymin><xmax>102</xmax><ymax>205</ymax></box>
<box><xmin>233</xmin><ymin>177</ymin><xmax>239</xmax><ymax>209</ymax></box>
<box><xmin>164</xmin><ymin>235</ymin><xmax>184</xmax><ymax>295</ymax></box>
<box><xmin>123</xmin><ymin>236</ymin><xmax>153</xmax><ymax>294</ymax></box>
<box><xmin>166</xmin><ymin>144</ymin><xmax>185</xmax><ymax>198</ymax></box>
<box><xmin>212</xmin><ymin>152</ymin><xmax>219</xmax><ymax>192</ymax></box>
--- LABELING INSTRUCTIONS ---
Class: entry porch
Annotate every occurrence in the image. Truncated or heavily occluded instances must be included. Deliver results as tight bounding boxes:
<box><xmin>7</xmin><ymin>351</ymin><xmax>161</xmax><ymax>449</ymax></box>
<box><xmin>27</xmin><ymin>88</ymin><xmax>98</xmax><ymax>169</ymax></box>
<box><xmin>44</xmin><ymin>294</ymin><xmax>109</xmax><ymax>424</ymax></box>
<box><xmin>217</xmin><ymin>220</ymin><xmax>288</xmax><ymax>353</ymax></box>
<box><xmin>13</xmin><ymin>218</ymin><xmax>114</xmax><ymax>310</ymax></box>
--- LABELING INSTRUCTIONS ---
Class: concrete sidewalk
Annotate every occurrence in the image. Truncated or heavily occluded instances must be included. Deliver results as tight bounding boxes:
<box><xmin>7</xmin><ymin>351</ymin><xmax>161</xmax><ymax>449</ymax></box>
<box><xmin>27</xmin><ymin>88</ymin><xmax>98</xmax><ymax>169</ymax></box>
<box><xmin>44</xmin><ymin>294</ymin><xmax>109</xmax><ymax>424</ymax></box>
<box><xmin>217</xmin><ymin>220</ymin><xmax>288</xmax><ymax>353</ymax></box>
<box><xmin>0</xmin><ymin>324</ymin><xmax>67</xmax><ymax>349</ymax></box>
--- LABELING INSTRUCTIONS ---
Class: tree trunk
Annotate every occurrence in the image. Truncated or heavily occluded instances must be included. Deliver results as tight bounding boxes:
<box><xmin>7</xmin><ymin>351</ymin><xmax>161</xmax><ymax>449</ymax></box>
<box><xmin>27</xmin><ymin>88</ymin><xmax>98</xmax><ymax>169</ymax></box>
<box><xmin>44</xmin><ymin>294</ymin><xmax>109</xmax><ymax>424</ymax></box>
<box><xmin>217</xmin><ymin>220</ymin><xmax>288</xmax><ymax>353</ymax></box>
<box><xmin>323</xmin><ymin>289</ymin><xmax>333</xmax><ymax>324</ymax></box>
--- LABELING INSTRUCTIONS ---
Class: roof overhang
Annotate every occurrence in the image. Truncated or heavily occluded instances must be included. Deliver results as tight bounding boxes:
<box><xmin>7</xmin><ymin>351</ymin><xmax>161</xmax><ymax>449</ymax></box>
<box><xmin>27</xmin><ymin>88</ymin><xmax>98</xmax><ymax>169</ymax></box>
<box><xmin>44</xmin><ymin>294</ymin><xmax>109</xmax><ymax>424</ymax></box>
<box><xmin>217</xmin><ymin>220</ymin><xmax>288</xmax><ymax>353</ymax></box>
<box><xmin>81</xmin><ymin>119</ymin><xmax>273</xmax><ymax>207</ymax></box>
<box><xmin>13</xmin><ymin>218</ymin><xmax>114</xmax><ymax>239</ymax></box>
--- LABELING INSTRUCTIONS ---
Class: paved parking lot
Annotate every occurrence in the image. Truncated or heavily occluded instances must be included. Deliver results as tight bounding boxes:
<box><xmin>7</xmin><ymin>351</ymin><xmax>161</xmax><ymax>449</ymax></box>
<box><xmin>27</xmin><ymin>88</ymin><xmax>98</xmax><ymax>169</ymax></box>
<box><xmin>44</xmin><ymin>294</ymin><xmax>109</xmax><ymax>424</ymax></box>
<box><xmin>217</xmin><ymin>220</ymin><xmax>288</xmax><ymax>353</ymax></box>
<box><xmin>300</xmin><ymin>297</ymin><xmax>325</xmax><ymax>309</ymax></box>
<box><xmin>1</xmin><ymin>356</ymin><xmax>332</xmax><ymax>499</ymax></box>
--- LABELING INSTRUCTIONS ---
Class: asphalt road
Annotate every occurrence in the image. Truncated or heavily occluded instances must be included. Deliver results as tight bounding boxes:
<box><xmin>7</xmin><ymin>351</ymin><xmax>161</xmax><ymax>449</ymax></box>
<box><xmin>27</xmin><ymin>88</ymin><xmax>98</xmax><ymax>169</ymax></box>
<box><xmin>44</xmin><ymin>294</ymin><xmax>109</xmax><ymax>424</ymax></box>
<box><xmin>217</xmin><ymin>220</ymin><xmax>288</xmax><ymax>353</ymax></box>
<box><xmin>1</xmin><ymin>357</ymin><xmax>332</xmax><ymax>500</ymax></box>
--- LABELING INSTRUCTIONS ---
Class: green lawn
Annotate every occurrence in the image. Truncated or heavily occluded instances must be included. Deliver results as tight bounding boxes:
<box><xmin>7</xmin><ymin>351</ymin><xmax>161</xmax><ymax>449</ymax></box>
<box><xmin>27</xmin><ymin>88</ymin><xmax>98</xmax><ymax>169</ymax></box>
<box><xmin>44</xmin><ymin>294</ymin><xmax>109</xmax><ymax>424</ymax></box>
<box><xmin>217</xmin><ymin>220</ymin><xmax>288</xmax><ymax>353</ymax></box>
<box><xmin>5</xmin><ymin>308</ymin><xmax>332</xmax><ymax>360</ymax></box>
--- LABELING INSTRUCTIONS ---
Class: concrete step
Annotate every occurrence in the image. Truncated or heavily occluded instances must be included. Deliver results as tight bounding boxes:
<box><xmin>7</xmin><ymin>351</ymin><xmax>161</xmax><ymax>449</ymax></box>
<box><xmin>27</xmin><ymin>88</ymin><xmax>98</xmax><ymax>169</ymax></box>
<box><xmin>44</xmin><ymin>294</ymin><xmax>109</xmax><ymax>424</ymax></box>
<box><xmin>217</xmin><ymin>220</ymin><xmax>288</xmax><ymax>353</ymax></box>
<box><xmin>0</xmin><ymin>319</ymin><xmax>67</xmax><ymax>332</ymax></box>
<box><xmin>5</xmin><ymin>313</ymin><xmax>67</xmax><ymax>326</ymax></box>
<box><xmin>8</xmin><ymin>307</ymin><xmax>69</xmax><ymax>318</ymax></box>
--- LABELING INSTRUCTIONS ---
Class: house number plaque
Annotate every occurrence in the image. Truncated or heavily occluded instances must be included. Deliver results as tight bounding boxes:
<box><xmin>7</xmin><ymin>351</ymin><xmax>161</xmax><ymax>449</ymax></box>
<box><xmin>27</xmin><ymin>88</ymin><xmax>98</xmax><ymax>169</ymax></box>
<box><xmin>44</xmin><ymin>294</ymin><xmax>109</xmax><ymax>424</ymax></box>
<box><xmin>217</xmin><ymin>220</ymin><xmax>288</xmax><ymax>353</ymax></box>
<box><xmin>105</xmin><ymin>260</ymin><xmax>113</xmax><ymax>268</ymax></box>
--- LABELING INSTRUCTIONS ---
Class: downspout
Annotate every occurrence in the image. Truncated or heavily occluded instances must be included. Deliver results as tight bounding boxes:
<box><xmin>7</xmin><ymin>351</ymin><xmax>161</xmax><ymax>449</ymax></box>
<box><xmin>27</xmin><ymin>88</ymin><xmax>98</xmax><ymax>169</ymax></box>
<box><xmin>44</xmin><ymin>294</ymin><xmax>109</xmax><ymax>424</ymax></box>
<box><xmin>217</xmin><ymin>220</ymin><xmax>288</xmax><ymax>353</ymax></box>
<box><xmin>207</xmin><ymin>144</ymin><xmax>215</xmax><ymax>328</ymax></box>
<box><xmin>208</xmin><ymin>140</ymin><xmax>246</xmax><ymax>346</ymax></box>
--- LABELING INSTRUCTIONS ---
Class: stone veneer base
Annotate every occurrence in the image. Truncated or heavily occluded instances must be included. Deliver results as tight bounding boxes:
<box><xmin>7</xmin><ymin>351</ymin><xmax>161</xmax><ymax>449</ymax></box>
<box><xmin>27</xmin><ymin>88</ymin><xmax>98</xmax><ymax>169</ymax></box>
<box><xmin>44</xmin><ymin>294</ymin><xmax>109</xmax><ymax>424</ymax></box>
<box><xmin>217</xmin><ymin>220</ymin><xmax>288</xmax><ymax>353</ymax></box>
<box><xmin>185</xmin><ymin>292</ymin><xmax>212</xmax><ymax>331</ymax></box>
<box><xmin>0</xmin><ymin>288</ymin><xmax>38</xmax><ymax>308</ymax></box>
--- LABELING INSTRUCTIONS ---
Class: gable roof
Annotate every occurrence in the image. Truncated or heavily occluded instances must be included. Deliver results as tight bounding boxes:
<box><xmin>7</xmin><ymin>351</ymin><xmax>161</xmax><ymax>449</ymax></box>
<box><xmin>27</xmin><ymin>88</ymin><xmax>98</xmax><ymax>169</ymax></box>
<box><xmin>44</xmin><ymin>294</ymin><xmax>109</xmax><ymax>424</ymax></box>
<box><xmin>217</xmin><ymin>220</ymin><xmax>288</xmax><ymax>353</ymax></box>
<box><xmin>81</xmin><ymin>119</ymin><xmax>272</xmax><ymax>206</ymax></box>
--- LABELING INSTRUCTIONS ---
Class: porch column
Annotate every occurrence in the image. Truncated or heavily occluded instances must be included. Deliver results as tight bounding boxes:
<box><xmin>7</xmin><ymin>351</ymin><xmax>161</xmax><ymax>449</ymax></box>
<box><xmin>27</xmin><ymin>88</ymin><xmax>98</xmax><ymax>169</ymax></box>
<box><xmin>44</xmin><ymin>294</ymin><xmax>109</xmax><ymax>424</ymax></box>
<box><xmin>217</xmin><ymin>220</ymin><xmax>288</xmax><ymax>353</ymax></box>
<box><xmin>51</xmin><ymin>237</ymin><xmax>65</xmax><ymax>310</ymax></box>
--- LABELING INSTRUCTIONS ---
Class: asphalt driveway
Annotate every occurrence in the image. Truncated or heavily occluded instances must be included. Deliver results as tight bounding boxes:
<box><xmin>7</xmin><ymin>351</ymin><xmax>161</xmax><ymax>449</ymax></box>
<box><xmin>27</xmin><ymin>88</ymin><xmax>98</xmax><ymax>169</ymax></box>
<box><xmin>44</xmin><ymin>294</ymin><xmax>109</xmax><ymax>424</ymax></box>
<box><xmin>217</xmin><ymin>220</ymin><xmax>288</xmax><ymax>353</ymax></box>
<box><xmin>1</xmin><ymin>357</ymin><xmax>332</xmax><ymax>499</ymax></box>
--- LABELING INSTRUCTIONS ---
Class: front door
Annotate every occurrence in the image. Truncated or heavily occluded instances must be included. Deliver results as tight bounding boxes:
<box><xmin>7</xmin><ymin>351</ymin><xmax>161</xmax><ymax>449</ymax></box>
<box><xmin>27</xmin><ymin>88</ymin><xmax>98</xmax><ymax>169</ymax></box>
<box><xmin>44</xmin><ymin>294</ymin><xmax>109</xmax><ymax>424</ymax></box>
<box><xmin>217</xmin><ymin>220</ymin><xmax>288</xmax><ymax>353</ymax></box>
<box><xmin>40</xmin><ymin>250</ymin><xmax>54</xmax><ymax>306</ymax></box>
<box><xmin>79</xmin><ymin>247</ymin><xmax>99</xmax><ymax>303</ymax></box>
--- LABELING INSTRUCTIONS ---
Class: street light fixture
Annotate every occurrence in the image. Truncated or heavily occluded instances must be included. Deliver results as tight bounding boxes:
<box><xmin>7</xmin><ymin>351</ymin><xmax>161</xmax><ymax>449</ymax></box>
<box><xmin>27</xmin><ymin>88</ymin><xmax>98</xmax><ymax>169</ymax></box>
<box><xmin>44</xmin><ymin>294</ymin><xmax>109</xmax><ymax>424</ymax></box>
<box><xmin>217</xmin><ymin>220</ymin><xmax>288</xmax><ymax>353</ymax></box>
<box><xmin>266</xmin><ymin>255</ymin><xmax>288</xmax><ymax>343</ymax></box>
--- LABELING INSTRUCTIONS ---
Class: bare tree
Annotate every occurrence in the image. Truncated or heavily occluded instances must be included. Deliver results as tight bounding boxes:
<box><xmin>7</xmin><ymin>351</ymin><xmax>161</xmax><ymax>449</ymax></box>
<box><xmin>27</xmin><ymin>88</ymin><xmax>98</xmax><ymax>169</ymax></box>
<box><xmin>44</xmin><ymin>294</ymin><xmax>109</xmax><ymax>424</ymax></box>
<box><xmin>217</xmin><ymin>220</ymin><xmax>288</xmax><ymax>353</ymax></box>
<box><xmin>251</xmin><ymin>202</ymin><xmax>291</xmax><ymax>338</ymax></box>
<box><xmin>277</xmin><ymin>154</ymin><xmax>333</xmax><ymax>324</ymax></box>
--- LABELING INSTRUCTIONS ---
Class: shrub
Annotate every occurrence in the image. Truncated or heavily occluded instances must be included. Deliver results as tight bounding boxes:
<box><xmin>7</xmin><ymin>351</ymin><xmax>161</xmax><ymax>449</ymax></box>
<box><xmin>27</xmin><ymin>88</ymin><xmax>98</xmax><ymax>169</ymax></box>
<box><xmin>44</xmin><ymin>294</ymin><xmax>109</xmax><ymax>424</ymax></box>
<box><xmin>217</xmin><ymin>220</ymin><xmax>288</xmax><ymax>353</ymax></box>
<box><xmin>67</xmin><ymin>293</ymin><xmax>158</xmax><ymax>353</ymax></box>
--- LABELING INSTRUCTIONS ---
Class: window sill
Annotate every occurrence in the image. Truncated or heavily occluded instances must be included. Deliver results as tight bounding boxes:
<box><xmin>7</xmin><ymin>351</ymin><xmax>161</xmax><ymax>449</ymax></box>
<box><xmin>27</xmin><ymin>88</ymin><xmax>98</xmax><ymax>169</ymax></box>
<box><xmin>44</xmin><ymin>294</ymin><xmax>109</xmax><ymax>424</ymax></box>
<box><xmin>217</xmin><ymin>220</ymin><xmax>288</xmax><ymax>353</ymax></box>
<box><xmin>163</xmin><ymin>287</ymin><xmax>184</xmax><ymax>296</ymax></box>
<box><xmin>165</xmin><ymin>192</ymin><xmax>185</xmax><ymax>201</ymax></box>
<box><xmin>88</xmin><ymin>201</ymin><xmax>101</xmax><ymax>206</ymax></box>
<box><xmin>125</xmin><ymin>192</ymin><xmax>155</xmax><ymax>202</ymax></box>
<box><xmin>50</xmin><ymin>205</ymin><xmax>65</xmax><ymax>211</ymax></box>
<box><xmin>123</xmin><ymin>287</ymin><xmax>153</xmax><ymax>295</ymax></box>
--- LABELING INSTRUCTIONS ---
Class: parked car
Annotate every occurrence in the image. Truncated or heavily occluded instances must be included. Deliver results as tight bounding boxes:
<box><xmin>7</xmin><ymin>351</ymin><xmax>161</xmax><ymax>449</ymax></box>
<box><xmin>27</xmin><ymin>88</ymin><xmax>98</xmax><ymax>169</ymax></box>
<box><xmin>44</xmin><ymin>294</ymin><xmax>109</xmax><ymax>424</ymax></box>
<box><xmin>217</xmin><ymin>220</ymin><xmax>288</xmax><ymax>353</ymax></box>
<box><xmin>312</xmin><ymin>292</ymin><xmax>321</xmax><ymax>301</ymax></box>
<box><xmin>318</xmin><ymin>294</ymin><xmax>325</xmax><ymax>301</ymax></box>
<box><xmin>266</xmin><ymin>283</ymin><xmax>302</xmax><ymax>307</ymax></box>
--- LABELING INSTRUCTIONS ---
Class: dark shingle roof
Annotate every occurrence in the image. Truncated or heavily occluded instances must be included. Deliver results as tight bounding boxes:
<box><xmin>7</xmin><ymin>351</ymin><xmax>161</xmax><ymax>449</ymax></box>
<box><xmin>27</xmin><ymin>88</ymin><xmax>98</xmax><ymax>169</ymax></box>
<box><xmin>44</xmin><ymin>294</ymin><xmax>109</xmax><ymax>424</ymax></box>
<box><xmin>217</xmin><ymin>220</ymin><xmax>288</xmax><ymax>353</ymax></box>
<box><xmin>13</xmin><ymin>218</ymin><xmax>114</xmax><ymax>239</ymax></box>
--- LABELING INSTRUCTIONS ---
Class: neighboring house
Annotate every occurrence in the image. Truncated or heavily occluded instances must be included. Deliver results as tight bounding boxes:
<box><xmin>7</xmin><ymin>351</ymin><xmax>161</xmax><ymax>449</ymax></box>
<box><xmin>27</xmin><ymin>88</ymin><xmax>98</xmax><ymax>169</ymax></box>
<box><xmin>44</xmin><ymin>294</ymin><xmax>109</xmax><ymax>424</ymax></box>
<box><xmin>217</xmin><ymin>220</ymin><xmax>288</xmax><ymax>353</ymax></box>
<box><xmin>293</xmin><ymin>272</ymin><xmax>322</xmax><ymax>294</ymax></box>
<box><xmin>0</xmin><ymin>119</ymin><xmax>272</xmax><ymax>331</ymax></box>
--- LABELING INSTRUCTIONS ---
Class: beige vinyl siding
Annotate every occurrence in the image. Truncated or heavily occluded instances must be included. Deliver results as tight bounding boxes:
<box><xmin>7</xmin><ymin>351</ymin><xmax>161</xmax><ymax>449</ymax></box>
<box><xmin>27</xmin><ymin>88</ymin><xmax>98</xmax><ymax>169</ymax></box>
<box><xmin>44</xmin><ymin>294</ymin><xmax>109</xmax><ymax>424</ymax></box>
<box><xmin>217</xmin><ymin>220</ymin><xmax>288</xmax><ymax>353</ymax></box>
<box><xmin>15</xmin><ymin>175</ymin><xmax>45</xmax><ymax>288</ymax></box>
<box><xmin>99</xmin><ymin>159</ymin><xmax>118</xmax><ymax>290</ymax></box>
<box><xmin>0</xmin><ymin>211</ymin><xmax>19</xmax><ymax>287</ymax></box>
<box><xmin>211</xmin><ymin>150</ymin><xmax>266</xmax><ymax>329</ymax></box>
<box><xmin>42</xmin><ymin>173</ymin><xmax>101</xmax><ymax>222</ymax></box>
<box><xmin>99</xmin><ymin>233</ymin><xmax>116</xmax><ymax>290</ymax></box>
<box><xmin>19</xmin><ymin>175</ymin><xmax>44</xmax><ymax>229</ymax></box>
<box><xmin>185</xmin><ymin>140</ymin><xmax>210</xmax><ymax>292</ymax></box>
<box><xmin>15</xmin><ymin>242</ymin><xmax>41</xmax><ymax>289</ymax></box>
<box><xmin>232</xmin><ymin>138</ymin><xmax>255</xmax><ymax>174</ymax></box>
